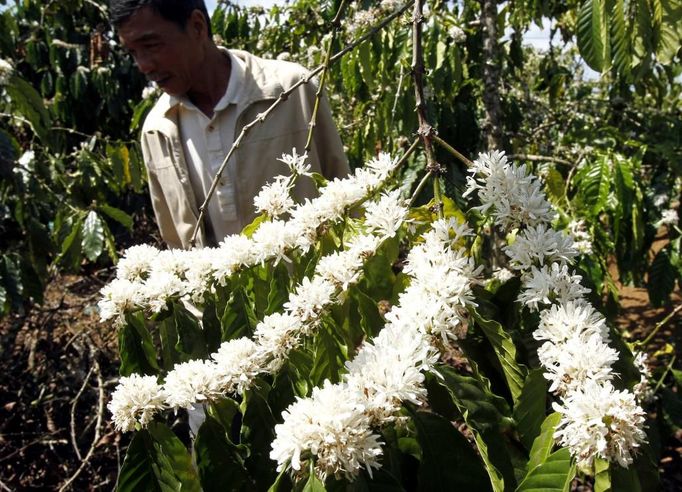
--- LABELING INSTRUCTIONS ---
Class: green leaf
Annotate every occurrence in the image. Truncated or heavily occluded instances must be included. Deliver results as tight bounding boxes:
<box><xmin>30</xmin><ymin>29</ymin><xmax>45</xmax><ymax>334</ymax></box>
<box><xmin>266</xmin><ymin>261</ymin><xmax>290</xmax><ymax>315</ymax></box>
<box><xmin>513</xmin><ymin>369</ymin><xmax>549</xmax><ymax>451</ymax></box>
<box><xmin>472</xmin><ymin>311</ymin><xmax>527</xmax><ymax>403</ymax></box>
<box><xmin>241</xmin><ymin>384</ymin><xmax>278</xmax><ymax>488</ymax></box>
<box><xmin>352</xmin><ymin>286</ymin><xmax>385</xmax><ymax>338</ymax></box>
<box><xmin>544</xmin><ymin>168</ymin><xmax>566</xmax><ymax>204</ymax></box>
<box><xmin>268</xmin><ymin>468</ymin><xmax>292</xmax><ymax>492</ymax></box>
<box><xmin>610</xmin><ymin>0</ymin><xmax>633</xmax><ymax>74</ymax></box>
<box><xmin>117</xmin><ymin>424</ymin><xmax>201</xmax><ymax>492</ymax></box>
<box><xmin>81</xmin><ymin>210</ymin><xmax>104</xmax><ymax>262</ymax></box>
<box><xmin>147</xmin><ymin>422</ymin><xmax>201</xmax><ymax>492</ymax></box>
<box><xmin>55</xmin><ymin>212</ymin><xmax>85</xmax><ymax>269</ymax></box>
<box><xmin>658</xmin><ymin>0</ymin><xmax>682</xmax><ymax>64</ymax></box>
<box><xmin>222</xmin><ymin>286</ymin><xmax>257</xmax><ymax>341</ymax></box>
<box><xmin>526</xmin><ymin>413</ymin><xmax>562</xmax><ymax>472</ymax></box>
<box><xmin>99</xmin><ymin>203</ymin><xmax>134</xmax><ymax>230</ymax></box>
<box><xmin>435</xmin><ymin>364</ymin><xmax>512</xmax><ymax>431</ymax></box>
<box><xmin>303</xmin><ymin>472</ymin><xmax>326</xmax><ymax>492</ymax></box>
<box><xmin>594</xmin><ymin>458</ymin><xmax>611</xmax><ymax>492</ymax></box>
<box><xmin>194</xmin><ymin>416</ymin><xmax>254</xmax><ymax>491</ymax></box>
<box><xmin>435</xmin><ymin>365</ymin><xmax>515</xmax><ymax>492</ymax></box>
<box><xmin>202</xmin><ymin>299</ymin><xmax>223</xmax><ymax>354</ymax></box>
<box><xmin>119</xmin><ymin>312</ymin><xmax>159</xmax><ymax>377</ymax></box>
<box><xmin>407</xmin><ymin>407</ymin><xmax>492</xmax><ymax>492</ymax></box>
<box><xmin>242</xmin><ymin>214</ymin><xmax>268</xmax><ymax>238</ymax></box>
<box><xmin>516</xmin><ymin>447</ymin><xmax>575</xmax><ymax>492</ymax></box>
<box><xmin>577</xmin><ymin>0</ymin><xmax>610</xmax><ymax>72</ymax></box>
<box><xmin>646</xmin><ymin>249</ymin><xmax>677</xmax><ymax>306</ymax></box>
<box><xmin>310</xmin><ymin>320</ymin><xmax>347</xmax><ymax>386</ymax></box>
<box><xmin>357</xmin><ymin>41</ymin><xmax>374</xmax><ymax>90</ymax></box>
<box><xmin>116</xmin><ymin>431</ymin><xmax>163</xmax><ymax>492</ymax></box>
<box><xmin>576</xmin><ymin>155</ymin><xmax>611</xmax><ymax>217</ymax></box>
<box><xmin>5</xmin><ymin>74</ymin><xmax>51</xmax><ymax>144</ymax></box>
<box><xmin>174</xmin><ymin>303</ymin><xmax>207</xmax><ymax>359</ymax></box>
<box><xmin>610</xmin><ymin>465</ymin><xmax>642</xmax><ymax>492</ymax></box>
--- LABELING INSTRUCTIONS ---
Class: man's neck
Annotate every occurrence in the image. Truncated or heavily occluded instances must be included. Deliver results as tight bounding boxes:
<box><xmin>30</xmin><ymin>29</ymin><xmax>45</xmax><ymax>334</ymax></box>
<box><xmin>186</xmin><ymin>45</ymin><xmax>231</xmax><ymax>118</ymax></box>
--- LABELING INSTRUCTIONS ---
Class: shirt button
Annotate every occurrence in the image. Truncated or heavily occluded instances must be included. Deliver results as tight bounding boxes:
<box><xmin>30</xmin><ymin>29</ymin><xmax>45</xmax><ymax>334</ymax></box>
<box><xmin>208</xmin><ymin>125</ymin><xmax>215</xmax><ymax>132</ymax></box>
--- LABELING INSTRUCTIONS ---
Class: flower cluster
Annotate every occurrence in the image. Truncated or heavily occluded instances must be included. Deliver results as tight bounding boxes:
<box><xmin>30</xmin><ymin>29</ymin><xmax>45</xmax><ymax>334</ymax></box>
<box><xmin>108</xmin><ymin>190</ymin><xmax>409</xmax><ymax>433</ymax></box>
<box><xmin>98</xmin><ymin>152</ymin><xmax>398</xmax><ymax>325</ymax></box>
<box><xmin>466</xmin><ymin>151</ymin><xmax>647</xmax><ymax>469</ymax></box>
<box><xmin>464</xmin><ymin>150</ymin><xmax>555</xmax><ymax>229</ymax></box>
<box><xmin>0</xmin><ymin>58</ymin><xmax>13</xmax><ymax>85</ymax></box>
<box><xmin>270</xmin><ymin>218</ymin><xmax>479</xmax><ymax>481</ymax></box>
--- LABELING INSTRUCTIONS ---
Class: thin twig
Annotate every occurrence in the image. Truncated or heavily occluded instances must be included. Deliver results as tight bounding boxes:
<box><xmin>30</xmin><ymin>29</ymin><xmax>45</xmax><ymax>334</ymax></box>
<box><xmin>304</xmin><ymin>0</ymin><xmax>349</xmax><ymax>152</ymax></box>
<box><xmin>432</xmin><ymin>135</ymin><xmax>473</xmax><ymax>168</ymax></box>
<box><xmin>409</xmin><ymin>170</ymin><xmax>433</xmax><ymax>207</ymax></box>
<box><xmin>391</xmin><ymin>63</ymin><xmax>405</xmax><ymax>125</ymax></box>
<box><xmin>189</xmin><ymin>0</ymin><xmax>416</xmax><ymax>247</ymax></box>
<box><xmin>69</xmin><ymin>364</ymin><xmax>95</xmax><ymax>461</ymax></box>
<box><xmin>653</xmin><ymin>354</ymin><xmax>676</xmax><ymax>395</ymax></box>
<box><xmin>411</xmin><ymin>0</ymin><xmax>442</xmax><ymax>218</ymax></box>
<box><xmin>636</xmin><ymin>303</ymin><xmax>682</xmax><ymax>348</ymax></box>
<box><xmin>58</xmin><ymin>344</ymin><xmax>105</xmax><ymax>492</ymax></box>
<box><xmin>509</xmin><ymin>153</ymin><xmax>573</xmax><ymax>167</ymax></box>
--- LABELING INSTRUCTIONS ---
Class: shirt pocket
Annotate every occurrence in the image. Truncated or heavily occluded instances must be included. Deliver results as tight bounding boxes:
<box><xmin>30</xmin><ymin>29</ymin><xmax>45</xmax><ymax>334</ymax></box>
<box><xmin>145</xmin><ymin>133</ymin><xmax>175</xmax><ymax>170</ymax></box>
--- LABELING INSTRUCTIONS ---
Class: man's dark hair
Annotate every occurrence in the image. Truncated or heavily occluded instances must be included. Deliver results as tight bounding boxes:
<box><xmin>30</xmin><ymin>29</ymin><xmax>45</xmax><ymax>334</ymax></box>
<box><xmin>109</xmin><ymin>0</ymin><xmax>212</xmax><ymax>37</ymax></box>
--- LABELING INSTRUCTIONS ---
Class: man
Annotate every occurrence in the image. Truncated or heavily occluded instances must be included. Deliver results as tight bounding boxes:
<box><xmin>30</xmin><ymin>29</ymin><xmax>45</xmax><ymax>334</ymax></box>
<box><xmin>110</xmin><ymin>0</ymin><xmax>349</xmax><ymax>249</ymax></box>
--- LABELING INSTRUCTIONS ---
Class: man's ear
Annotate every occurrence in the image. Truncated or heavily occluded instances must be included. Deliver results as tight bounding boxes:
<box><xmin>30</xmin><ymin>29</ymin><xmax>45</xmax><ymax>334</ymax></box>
<box><xmin>188</xmin><ymin>9</ymin><xmax>208</xmax><ymax>40</ymax></box>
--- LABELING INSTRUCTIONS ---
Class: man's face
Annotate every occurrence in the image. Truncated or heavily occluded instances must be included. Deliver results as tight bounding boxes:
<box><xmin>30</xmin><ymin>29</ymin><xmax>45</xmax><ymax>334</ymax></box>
<box><xmin>117</xmin><ymin>6</ymin><xmax>204</xmax><ymax>97</ymax></box>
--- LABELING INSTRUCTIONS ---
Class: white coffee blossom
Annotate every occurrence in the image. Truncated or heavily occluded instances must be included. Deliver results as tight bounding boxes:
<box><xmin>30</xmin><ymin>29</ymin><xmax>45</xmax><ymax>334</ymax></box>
<box><xmin>140</xmin><ymin>271</ymin><xmax>185</xmax><ymax>314</ymax></box>
<box><xmin>363</xmin><ymin>190</ymin><xmax>408</xmax><ymax>237</ymax></box>
<box><xmin>109</xmin><ymin>374</ymin><xmax>166</xmax><ymax>432</ymax></box>
<box><xmin>284</xmin><ymin>276</ymin><xmax>336</xmax><ymax>324</ymax></box>
<box><xmin>518</xmin><ymin>263</ymin><xmax>590</xmax><ymax>311</ymax></box>
<box><xmin>658</xmin><ymin>208</ymin><xmax>679</xmax><ymax>227</ymax></box>
<box><xmin>632</xmin><ymin>350</ymin><xmax>654</xmax><ymax>404</ymax></box>
<box><xmin>491</xmin><ymin>267</ymin><xmax>515</xmax><ymax>284</ymax></box>
<box><xmin>448</xmin><ymin>25</ymin><xmax>466</xmax><ymax>43</ymax></box>
<box><xmin>553</xmin><ymin>380</ymin><xmax>647</xmax><ymax>468</ymax></box>
<box><xmin>345</xmin><ymin>323</ymin><xmax>438</xmax><ymax>424</ymax></box>
<box><xmin>538</xmin><ymin>334</ymin><xmax>619</xmax><ymax>393</ymax></box>
<box><xmin>465</xmin><ymin>151</ymin><xmax>555</xmax><ymax>229</ymax></box>
<box><xmin>254</xmin><ymin>176</ymin><xmax>295</xmax><ymax>217</ymax></box>
<box><xmin>0</xmin><ymin>58</ymin><xmax>13</xmax><ymax>85</ymax></box>
<box><xmin>98</xmin><ymin>278</ymin><xmax>143</xmax><ymax>323</ymax></box>
<box><xmin>141</xmin><ymin>83</ymin><xmax>159</xmax><ymax>100</ymax></box>
<box><xmin>505</xmin><ymin>224</ymin><xmax>577</xmax><ymax>270</ymax></box>
<box><xmin>270</xmin><ymin>381</ymin><xmax>383</xmax><ymax>481</ymax></box>
<box><xmin>534</xmin><ymin>302</ymin><xmax>609</xmax><ymax>345</ymax></box>
<box><xmin>213</xmin><ymin>234</ymin><xmax>257</xmax><ymax>283</ymax></box>
<box><xmin>116</xmin><ymin>244</ymin><xmax>161</xmax><ymax>281</ymax></box>
<box><xmin>212</xmin><ymin>338</ymin><xmax>264</xmax><ymax>394</ymax></box>
<box><xmin>163</xmin><ymin>359</ymin><xmax>223</xmax><ymax>409</ymax></box>
<box><xmin>365</xmin><ymin>152</ymin><xmax>397</xmax><ymax>181</ymax></box>
<box><xmin>254</xmin><ymin>312</ymin><xmax>304</xmax><ymax>370</ymax></box>
<box><xmin>251</xmin><ymin>219</ymin><xmax>296</xmax><ymax>264</ymax></box>
<box><xmin>316</xmin><ymin>249</ymin><xmax>364</xmax><ymax>290</ymax></box>
<box><xmin>278</xmin><ymin>148</ymin><xmax>311</xmax><ymax>177</ymax></box>
<box><xmin>567</xmin><ymin>219</ymin><xmax>593</xmax><ymax>255</ymax></box>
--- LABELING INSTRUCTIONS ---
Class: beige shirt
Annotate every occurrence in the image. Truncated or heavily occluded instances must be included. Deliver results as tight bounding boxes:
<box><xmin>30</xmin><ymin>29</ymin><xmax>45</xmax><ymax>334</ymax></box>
<box><xmin>175</xmin><ymin>50</ymin><xmax>245</xmax><ymax>243</ymax></box>
<box><xmin>140</xmin><ymin>50</ymin><xmax>350</xmax><ymax>250</ymax></box>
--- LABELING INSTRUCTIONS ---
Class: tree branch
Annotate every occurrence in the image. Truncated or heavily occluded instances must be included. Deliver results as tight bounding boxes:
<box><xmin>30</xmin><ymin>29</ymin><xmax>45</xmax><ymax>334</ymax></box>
<box><xmin>190</xmin><ymin>0</ymin><xmax>416</xmax><ymax>247</ymax></box>
<box><xmin>411</xmin><ymin>0</ymin><xmax>442</xmax><ymax>218</ymax></box>
<box><xmin>304</xmin><ymin>0</ymin><xmax>349</xmax><ymax>152</ymax></box>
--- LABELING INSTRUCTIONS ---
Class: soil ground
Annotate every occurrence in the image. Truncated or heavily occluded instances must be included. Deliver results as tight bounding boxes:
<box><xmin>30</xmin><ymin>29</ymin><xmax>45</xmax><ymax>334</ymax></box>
<box><xmin>0</xmin><ymin>267</ymin><xmax>680</xmax><ymax>490</ymax></box>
